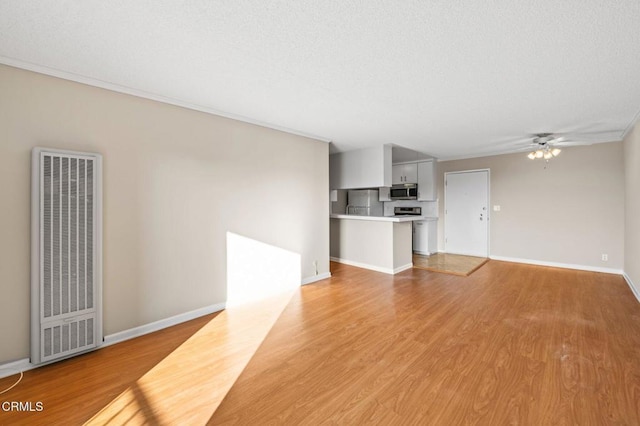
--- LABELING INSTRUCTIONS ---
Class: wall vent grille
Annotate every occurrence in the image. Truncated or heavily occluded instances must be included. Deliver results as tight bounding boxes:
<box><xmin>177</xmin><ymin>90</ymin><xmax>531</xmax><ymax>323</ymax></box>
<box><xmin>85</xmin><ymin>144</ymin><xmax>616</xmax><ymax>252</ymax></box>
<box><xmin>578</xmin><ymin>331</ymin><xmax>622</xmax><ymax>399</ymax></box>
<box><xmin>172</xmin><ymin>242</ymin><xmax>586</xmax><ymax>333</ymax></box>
<box><xmin>31</xmin><ymin>148</ymin><xmax>102</xmax><ymax>365</ymax></box>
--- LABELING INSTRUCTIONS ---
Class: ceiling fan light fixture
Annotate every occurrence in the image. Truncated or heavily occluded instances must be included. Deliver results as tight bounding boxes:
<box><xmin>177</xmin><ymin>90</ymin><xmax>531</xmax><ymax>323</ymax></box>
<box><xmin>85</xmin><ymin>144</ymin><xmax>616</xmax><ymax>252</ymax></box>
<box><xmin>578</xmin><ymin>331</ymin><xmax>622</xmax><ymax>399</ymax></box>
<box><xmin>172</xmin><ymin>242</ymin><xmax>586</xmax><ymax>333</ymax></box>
<box><xmin>525</xmin><ymin>133</ymin><xmax>564</xmax><ymax>162</ymax></box>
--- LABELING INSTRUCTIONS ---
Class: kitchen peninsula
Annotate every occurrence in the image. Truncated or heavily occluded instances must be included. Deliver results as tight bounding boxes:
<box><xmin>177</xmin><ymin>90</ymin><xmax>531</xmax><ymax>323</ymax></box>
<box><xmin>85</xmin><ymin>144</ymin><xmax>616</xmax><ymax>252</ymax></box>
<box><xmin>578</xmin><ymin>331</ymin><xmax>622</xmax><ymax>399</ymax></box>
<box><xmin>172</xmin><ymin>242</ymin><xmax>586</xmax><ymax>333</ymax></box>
<box><xmin>330</xmin><ymin>214</ymin><xmax>435</xmax><ymax>274</ymax></box>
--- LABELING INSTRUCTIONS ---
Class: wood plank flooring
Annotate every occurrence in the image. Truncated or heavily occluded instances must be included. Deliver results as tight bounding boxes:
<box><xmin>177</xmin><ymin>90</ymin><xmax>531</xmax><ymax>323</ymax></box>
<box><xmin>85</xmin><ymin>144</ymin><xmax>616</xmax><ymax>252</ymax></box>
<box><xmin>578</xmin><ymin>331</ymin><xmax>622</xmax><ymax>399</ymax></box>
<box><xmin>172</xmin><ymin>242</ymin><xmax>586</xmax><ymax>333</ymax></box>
<box><xmin>211</xmin><ymin>261</ymin><xmax>640</xmax><ymax>424</ymax></box>
<box><xmin>2</xmin><ymin>261</ymin><xmax>640</xmax><ymax>424</ymax></box>
<box><xmin>0</xmin><ymin>292</ymin><xmax>294</xmax><ymax>425</ymax></box>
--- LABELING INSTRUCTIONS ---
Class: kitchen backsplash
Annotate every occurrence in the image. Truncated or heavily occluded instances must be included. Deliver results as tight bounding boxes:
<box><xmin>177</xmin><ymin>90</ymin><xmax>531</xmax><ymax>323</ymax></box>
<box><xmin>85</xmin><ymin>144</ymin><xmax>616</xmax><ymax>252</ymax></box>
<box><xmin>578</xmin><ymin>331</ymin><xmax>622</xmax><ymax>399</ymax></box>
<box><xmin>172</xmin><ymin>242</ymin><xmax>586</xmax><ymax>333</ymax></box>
<box><xmin>331</xmin><ymin>189</ymin><xmax>438</xmax><ymax>217</ymax></box>
<box><xmin>383</xmin><ymin>199</ymin><xmax>438</xmax><ymax>217</ymax></box>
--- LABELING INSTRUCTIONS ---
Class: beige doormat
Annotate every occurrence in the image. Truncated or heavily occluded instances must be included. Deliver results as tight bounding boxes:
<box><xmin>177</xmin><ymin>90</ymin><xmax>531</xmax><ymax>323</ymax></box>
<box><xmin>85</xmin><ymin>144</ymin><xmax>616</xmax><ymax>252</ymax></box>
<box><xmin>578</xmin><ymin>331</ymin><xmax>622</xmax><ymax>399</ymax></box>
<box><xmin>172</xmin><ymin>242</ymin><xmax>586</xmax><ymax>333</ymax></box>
<box><xmin>413</xmin><ymin>253</ymin><xmax>489</xmax><ymax>276</ymax></box>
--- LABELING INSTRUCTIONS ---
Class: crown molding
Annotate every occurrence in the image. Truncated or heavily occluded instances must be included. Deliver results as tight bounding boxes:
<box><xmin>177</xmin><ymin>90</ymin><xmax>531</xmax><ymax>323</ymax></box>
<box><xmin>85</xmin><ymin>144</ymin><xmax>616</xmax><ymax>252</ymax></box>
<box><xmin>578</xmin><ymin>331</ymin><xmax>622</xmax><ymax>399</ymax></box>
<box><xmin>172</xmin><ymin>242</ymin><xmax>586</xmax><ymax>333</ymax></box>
<box><xmin>0</xmin><ymin>56</ymin><xmax>332</xmax><ymax>144</ymax></box>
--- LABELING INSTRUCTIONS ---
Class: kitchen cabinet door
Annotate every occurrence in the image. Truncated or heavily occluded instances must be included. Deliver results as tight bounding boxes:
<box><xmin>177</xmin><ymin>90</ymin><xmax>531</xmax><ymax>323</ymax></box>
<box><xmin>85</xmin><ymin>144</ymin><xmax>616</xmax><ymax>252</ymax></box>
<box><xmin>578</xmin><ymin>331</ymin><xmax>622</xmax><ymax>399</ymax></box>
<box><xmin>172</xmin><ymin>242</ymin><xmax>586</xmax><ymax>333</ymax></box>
<box><xmin>392</xmin><ymin>165</ymin><xmax>404</xmax><ymax>184</ymax></box>
<box><xmin>427</xmin><ymin>220</ymin><xmax>437</xmax><ymax>253</ymax></box>
<box><xmin>404</xmin><ymin>163</ymin><xmax>418</xmax><ymax>183</ymax></box>
<box><xmin>413</xmin><ymin>221</ymin><xmax>429</xmax><ymax>254</ymax></box>
<box><xmin>417</xmin><ymin>160</ymin><xmax>436</xmax><ymax>201</ymax></box>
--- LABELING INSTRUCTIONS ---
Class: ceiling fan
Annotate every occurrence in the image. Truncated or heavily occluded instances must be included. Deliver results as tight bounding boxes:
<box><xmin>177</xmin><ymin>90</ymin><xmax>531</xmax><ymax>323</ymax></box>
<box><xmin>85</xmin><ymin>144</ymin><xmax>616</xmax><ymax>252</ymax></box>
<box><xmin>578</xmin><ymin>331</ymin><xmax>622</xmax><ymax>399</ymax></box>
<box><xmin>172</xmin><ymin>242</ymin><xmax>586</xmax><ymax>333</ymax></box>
<box><xmin>514</xmin><ymin>130</ymin><xmax>621</xmax><ymax>161</ymax></box>
<box><xmin>526</xmin><ymin>133</ymin><xmax>566</xmax><ymax>160</ymax></box>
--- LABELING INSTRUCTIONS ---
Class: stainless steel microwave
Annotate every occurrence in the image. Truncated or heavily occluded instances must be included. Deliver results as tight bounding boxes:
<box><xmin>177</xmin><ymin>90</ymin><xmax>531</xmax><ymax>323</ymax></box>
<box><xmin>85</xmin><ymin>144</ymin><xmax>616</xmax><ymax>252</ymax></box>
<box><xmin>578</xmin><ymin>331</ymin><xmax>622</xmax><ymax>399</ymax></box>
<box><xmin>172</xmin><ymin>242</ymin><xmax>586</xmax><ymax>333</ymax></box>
<box><xmin>390</xmin><ymin>183</ymin><xmax>418</xmax><ymax>200</ymax></box>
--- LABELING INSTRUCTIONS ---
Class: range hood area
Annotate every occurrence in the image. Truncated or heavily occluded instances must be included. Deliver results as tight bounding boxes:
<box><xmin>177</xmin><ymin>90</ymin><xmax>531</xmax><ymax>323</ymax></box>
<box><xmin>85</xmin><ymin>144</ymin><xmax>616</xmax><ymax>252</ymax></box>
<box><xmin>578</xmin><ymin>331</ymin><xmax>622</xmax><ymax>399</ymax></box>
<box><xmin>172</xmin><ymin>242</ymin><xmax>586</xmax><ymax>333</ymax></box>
<box><xmin>329</xmin><ymin>144</ymin><xmax>434</xmax><ymax>191</ymax></box>
<box><xmin>330</xmin><ymin>144</ymin><xmax>438</xmax><ymax>217</ymax></box>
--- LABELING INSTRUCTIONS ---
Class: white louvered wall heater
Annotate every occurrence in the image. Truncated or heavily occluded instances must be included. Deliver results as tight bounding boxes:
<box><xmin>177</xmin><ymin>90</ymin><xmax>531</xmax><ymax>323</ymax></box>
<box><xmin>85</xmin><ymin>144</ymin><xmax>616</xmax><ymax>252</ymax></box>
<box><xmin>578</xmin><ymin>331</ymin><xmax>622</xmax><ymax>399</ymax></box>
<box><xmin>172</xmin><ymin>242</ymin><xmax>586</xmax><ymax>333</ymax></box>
<box><xmin>31</xmin><ymin>148</ymin><xmax>103</xmax><ymax>365</ymax></box>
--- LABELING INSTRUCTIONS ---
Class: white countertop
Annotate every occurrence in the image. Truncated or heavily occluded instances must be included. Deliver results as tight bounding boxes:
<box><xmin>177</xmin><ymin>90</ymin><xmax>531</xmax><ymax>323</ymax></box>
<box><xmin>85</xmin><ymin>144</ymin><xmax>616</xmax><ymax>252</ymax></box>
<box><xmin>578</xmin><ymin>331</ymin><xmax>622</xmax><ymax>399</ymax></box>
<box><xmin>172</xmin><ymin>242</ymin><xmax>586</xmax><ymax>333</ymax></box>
<box><xmin>330</xmin><ymin>214</ymin><xmax>438</xmax><ymax>223</ymax></box>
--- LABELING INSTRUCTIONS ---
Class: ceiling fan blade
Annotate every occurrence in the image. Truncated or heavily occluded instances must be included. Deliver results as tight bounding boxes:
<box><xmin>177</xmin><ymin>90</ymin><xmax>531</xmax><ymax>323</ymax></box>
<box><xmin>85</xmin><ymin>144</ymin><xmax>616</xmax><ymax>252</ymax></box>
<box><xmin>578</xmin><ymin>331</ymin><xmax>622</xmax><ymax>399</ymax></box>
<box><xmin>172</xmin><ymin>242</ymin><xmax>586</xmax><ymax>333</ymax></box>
<box><xmin>513</xmin><ymin>144</ymin><xmax>544</xmax><ymax>152</ymax></box>
<box><xmin>553</xmin><ymin>141</ymin><xmax>590</xmax><ymax>147</ymax></box>
<box><xmin>557</xmin><ymin>130</ymin><xmax>623</xmax><ymax>142</ymax></box>
<box><xmin>492</xmin><ymin>137</ymin><xmax>534</xmax><ymax>147</ymax></box>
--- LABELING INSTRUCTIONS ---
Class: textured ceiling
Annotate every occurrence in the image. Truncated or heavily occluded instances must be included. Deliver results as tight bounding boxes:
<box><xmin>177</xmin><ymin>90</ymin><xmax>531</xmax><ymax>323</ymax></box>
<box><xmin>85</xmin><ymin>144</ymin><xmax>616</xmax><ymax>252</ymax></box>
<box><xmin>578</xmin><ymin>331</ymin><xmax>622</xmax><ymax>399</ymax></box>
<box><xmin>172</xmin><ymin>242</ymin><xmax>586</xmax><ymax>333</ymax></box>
<box><xmin>1</xmin><ymin>1</ymin><xmax>639</xmax><ymax>159</ymax></box>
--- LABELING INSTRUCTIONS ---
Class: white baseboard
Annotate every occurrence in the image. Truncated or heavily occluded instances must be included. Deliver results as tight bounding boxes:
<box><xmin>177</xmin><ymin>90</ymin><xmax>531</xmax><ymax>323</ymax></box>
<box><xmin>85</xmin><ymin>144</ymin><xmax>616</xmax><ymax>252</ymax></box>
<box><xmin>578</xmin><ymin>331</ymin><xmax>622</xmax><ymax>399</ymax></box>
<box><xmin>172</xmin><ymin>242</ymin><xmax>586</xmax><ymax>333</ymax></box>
<box><xmin>413</xmin><ymin>251</ymin><xmax>435</xmax><ymax>256</ymax></box>
<box><xmin>394</xmin><ymin>263</ymin><xmax>414</xmax><ymax>274</ymax></box>
<box><xmin>0</xmin><ymin>303</ymin><xmax>226</xmax><ymax>379</ymax></box>
<box><xmin>301</xmin><ymin>272</ymin><xmax>332</xmax><ymax>285</ymax></box>
<box><xmin>0</xmin><ymin>357</ymin><xmax>33</xmax><ymax>380</ymax></box>
<box><xmin>103</xmin><ymin>302</ymin><xmax>226</xmax><ymax>347</ymax></box>
<box><xmin>623</xmin><ymin>273</ymin><xmax>640</xmax><ymax>303</ymax></box>
<box><xmin>490</xmin><ymin>255</ymin><xmax>623</xmax><ymax>275</ymax></box>
<box><xmin>330</xmin><ymin>257</ymin><xmax>412</xmax><ymax>275</ymax></box>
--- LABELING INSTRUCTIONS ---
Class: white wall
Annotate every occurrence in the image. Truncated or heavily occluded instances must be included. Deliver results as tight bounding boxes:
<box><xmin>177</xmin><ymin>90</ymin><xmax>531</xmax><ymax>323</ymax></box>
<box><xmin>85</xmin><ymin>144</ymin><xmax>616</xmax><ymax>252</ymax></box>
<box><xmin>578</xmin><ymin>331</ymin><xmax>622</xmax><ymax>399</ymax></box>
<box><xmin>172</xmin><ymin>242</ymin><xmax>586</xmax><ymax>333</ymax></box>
<box><xmin>436</xmin><ymin>142</ymin><xmax>625</xmax><ymax>270</ymax></box>
<box><xmin>0</xmin><ymin>64</ymin><xmax>330</xmax><ymax>364</ymax></box>
<box><xmin>624</xmin><ymin>121</ymin><xmax>640</xmax><ymax>293</ymax></box>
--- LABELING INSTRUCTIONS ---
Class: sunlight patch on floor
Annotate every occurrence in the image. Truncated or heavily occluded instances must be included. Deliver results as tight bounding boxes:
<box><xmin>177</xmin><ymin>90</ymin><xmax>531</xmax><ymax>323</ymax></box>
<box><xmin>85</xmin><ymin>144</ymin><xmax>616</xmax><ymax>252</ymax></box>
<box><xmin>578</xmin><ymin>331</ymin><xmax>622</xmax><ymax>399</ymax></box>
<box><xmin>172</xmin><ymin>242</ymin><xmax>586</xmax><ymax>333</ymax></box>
<box><xmin>86</xmin><ymin>291</ymin><xmax>295</xmax><ymax>425</ymax></box>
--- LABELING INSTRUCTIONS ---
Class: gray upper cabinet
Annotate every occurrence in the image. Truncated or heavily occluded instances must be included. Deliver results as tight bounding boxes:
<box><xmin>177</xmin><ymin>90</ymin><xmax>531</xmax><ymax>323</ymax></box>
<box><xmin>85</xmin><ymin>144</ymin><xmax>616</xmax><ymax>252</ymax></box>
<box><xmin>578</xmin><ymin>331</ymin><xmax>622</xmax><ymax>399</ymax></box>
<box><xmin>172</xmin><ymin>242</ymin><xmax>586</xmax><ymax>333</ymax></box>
<box><xmin>330</xmin><ymin>145</ymin><xmax>392</xmax><ymax>190</ymax></box>
<box><xmin>417</xmin><ymin>160</ymin><xmax>436</xmax><ymax>201</ymax></box>
<box><xmin>392</xmin><ymin>163</ymin><xmax>418</xmax><ymax>184</ymax></box>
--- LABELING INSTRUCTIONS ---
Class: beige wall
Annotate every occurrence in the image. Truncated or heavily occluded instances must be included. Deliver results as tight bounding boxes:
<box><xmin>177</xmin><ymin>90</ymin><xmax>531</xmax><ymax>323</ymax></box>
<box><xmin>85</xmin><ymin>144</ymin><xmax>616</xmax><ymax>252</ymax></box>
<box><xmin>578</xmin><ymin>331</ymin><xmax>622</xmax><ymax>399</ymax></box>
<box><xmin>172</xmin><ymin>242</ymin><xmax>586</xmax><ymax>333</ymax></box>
<box><xmin>0</xmin><ymin>64</ymin><xmax>329</xmax><ymax>364</ymax></box>
<box><xmin>437</xmin><ymin>142</ymin><xmax>625</xmax><ymax>270</ymax></box>
<box><xmin>330</xmin><ymin>219</ymin><xmax>412</xmax><ymax>272</ymax></box>
<box><xmin>624</xmin><ymin>121</ymin><xmax>640</xmax><ymax>291</ymax></box>
<box><xmin>330</xmin><ymin>219</ymin><xmax>394</xmax><ymax>270</ymax></box>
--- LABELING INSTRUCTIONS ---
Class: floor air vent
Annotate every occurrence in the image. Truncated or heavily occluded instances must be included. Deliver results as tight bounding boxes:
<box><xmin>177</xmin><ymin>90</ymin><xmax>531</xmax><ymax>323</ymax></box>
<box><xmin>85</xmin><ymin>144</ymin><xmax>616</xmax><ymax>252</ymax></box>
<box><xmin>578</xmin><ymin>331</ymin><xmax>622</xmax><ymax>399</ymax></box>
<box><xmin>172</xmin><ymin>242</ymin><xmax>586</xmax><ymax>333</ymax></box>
<box><xmin>31</xmin><ymin>148</ymin><xmax>102</xmax><ymax>365</ymax></box>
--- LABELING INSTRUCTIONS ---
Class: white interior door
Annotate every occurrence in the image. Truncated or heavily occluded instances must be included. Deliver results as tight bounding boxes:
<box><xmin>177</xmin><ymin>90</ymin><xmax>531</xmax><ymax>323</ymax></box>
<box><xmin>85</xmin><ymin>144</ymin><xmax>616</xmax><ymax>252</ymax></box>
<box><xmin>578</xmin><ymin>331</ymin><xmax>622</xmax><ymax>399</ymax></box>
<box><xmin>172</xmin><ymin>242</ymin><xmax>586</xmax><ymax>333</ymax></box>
<box><xmin>444</xmin><ymin>170</ymin><xmax>489</xmax><ymax>257</ymax></box>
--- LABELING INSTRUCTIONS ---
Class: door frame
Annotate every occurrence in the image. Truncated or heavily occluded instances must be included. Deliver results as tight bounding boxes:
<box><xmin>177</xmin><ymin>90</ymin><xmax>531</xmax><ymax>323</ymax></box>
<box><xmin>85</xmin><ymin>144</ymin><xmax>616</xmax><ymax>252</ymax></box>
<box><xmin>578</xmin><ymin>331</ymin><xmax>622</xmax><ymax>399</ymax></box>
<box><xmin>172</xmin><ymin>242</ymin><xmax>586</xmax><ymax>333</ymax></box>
<box><xmin>444</xmin><ymin>169</ymin><xmax>490</xmax><ymax>257</ymax></box>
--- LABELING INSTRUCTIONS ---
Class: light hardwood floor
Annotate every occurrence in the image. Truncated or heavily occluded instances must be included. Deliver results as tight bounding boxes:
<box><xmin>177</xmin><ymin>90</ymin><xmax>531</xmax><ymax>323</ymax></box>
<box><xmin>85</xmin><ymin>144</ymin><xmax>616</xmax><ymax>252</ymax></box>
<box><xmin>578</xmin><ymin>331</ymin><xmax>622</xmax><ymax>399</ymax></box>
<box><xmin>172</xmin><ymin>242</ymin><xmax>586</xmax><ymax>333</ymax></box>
<box><xmin>0</xmin><ymin>292</ymin><xmax>294</xmax><ymax>425</ymax></box>
<box><xmin>2</xmin><ymin>261</ymin><xmax>640</xmax><ymax>424</ymax></box>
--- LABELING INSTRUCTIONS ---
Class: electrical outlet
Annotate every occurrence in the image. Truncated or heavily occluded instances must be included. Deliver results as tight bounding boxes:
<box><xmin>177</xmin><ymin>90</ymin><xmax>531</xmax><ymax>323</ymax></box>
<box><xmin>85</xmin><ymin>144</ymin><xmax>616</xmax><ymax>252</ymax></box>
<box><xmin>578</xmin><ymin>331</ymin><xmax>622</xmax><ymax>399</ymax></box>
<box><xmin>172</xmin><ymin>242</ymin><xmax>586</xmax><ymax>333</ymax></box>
<box><xmin>493</xmin><ymin>205</ymin><xmax>501</xmax><ymax>211</ymax></box>
<box><xmin>601</xmin><ymin>254</ymin><xmax>608</xmax><ymax>262</ymax></box>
